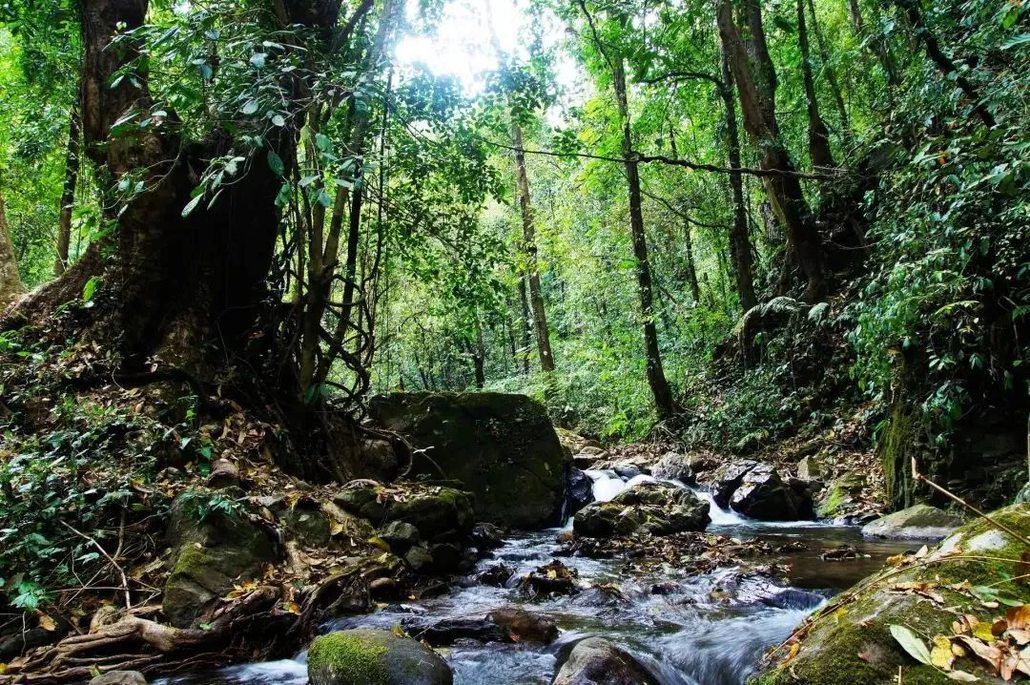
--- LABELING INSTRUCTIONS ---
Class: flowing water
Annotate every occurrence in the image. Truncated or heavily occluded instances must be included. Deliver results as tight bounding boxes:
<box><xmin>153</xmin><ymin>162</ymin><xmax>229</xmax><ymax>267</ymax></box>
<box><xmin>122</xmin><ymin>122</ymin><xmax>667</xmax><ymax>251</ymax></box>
<box><xmin>158</xmin><ymin>471</ymin><xmax>916</xmax><ymax>685</ymax></box>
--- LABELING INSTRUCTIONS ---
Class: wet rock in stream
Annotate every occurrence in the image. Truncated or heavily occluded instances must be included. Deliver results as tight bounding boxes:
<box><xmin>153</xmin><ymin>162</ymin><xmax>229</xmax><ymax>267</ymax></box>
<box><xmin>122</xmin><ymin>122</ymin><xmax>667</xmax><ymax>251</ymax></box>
<box><xmin>308</xmin><ymin>629</ymin><xmax>453</xmax><ymax>685</ymax></box>
<box><xmin>552</xmin><ymin>637</ymin><xmax>660</xmax><ymax>685</ymax></box>
<box><xmin>573</xmin><ymin>481</ymin><xmax>710</xmax><ymax>538</ymax></box>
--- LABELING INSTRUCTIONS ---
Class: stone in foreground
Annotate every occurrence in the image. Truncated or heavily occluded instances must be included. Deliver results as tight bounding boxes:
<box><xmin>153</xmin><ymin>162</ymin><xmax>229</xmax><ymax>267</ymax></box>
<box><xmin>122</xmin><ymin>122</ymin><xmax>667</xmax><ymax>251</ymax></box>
<box><xmin>367</xmin><ymin>392</ymin><xmax>568</xmax><ymax>528</ymax></box>
<box><xmin>860</xmin><ymin>503</ymin><xmax>964</xmax><ymax>540</ymax></box>
<box><xmin>89</xmin><ymin>672</ymin><xmax>147</xmax><ymax>685</ymax></box>
<box><xmin>308</xmin><ymin>629</ymin><xmax>453</xmax><ymax>685</ymax></box>
<box><xmin>753</xmin><ymin>504</ymin><xmax>1030</xmax><ymax>685</ymax></box>
<box><xmin>553</xmin><ymin>637</ymin><xmax>659</xmax><ymax>685</ymax></box>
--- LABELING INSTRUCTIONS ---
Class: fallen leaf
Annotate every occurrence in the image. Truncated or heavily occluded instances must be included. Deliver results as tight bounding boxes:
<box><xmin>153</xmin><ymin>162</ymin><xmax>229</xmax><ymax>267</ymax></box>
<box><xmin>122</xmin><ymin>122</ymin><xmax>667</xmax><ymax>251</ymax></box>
<box><xmin>946</xmin><ymin>670</ymin><xmax>979</xmax><ymax>682</ymax></box>
<box><xmin>37</xmin><ymin>612</ymin><xmax>56</xmax><ymax>632</ymax></box>
<box><xmin>956</xmin><ymin>635</ymin><xmax>1003</xmax><ymax>675</ymax></box>
<box><xmin>931</xmin><ymin>635</ymin><xmax>955</xmax><ymax>670</ymax></box>
<box><xmin>1007</xmin><ymin>605</ymin><xmax>1030</xmax><ymax>631</ymax></box>
<box><xmin>890</xmin><ymin>624</ymin><xmax>932</xmax><ymax>666</ymax></box>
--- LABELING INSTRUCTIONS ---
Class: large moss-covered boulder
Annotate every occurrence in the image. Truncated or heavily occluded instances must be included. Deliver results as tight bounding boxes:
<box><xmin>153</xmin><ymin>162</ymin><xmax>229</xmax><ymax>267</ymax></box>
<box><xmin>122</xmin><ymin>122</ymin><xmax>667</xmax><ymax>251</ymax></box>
<box><xmin>861</xmin><ymin>503</ymin><xmax>964</xmax><ymax>540</ymax></box>
<box><xmin>162</xmin><ymin>491</ymin><xmax>279</xmax><ymax>628</ymax></box>
<box><xmin>308</xmin><ymin>629</ymin><xmax>453</xmax><ymax>685</ymax></box>
<box><xmin>573</xmin><ymin>482</ymin><xmax>709</xmax><ymax>538</ymax></box>
<box><xmin>752</xmin><ymin>504</ymin><xmax>1030</xmax><ymax>685</ymax></box>
<box><xmin>367</xmin><ymin>392</ymin><xmax>569</xmax><ymax>527</ymax></box>
<box><xmin>552</xmin><ymin>637</ymin><xmax>659</xmax><ymax>685</ymax></box>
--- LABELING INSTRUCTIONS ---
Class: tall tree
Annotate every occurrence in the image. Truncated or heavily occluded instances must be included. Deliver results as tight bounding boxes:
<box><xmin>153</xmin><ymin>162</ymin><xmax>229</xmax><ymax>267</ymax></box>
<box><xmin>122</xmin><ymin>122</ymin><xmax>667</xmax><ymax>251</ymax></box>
<box><xmin>717</xmin><ymin>0</ymin><xmax>825</xmax><ymax>301</ymax></box>
<box><xmin>0</xmin><ymin>186</ymin><xmax>26</xmax><ymax>306</ymax></box>
<box><xmin>54</xmin><ymin>109</ymin><xmax>79</xmax><ymax>275</ymax></box>
<box><xmin>513</xmin><ymin>124</ymin><xmax>556</xmax><ymax>373</ymax></box>
<box><xmin>609</xmin><ymin>26</ymin><xmax>677</xmax><ymax>421</ymax></box>
<box><xmin>796</xmin><ymin>0</ymin><xmax>835</xmax><ymax>169</ymax></box>
<box><xmin>719</xmin><ymin>42</ymin><xmax>757</xmax><ymax>311</ymax></box>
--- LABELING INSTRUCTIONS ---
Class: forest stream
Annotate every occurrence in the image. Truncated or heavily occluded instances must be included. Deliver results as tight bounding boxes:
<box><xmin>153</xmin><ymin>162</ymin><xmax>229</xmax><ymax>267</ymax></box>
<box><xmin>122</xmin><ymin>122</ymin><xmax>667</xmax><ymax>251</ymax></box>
<box><xmin>157</xmin><ymin>473</ymin><xmax>916</xmax><ymax>685</ymax></box>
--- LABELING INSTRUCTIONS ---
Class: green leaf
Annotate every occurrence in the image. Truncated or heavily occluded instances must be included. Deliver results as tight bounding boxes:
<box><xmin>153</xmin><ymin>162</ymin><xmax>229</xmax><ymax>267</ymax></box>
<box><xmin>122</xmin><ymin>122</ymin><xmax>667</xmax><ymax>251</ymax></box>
<box><xmin>271</xmin><ymin>114</ymin><xmax>285</xmax><ymax>127</ymax></box>
<box><xmin>889</xmin><ymin>625</ymin><xmax>932</xmax><ymax>665</ymax></box>
<box><xmin>249</xmin><ymin>53</ymin><xmax>267</xmax><ymax>68</ymax></box>
<box><xmin>181</xmin><ymin>193</ymin><xmax>204</xmax><ymax>218</ymax></box>
<box><xmin>267</xmin><ymin>150</ymin><xmax>285</xmax><ymax>177</ymax></box>
<box><xmin>241</xmin><ymin>100</ymin><xmax>259</xmax><ymax>115</ymax></box>
<box><xmin>82</xmin><ymin>277</ymin><xmax>99</xmax><ymax>302</ymax></box>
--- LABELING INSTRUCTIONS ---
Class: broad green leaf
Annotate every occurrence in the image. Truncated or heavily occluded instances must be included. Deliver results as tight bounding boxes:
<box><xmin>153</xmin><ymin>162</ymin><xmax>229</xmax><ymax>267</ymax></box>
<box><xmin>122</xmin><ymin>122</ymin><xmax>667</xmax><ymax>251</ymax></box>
<box><xmin>889</xmin><ymin>625</ymin><xmax>932</xmax><ymax>666</ymax></box>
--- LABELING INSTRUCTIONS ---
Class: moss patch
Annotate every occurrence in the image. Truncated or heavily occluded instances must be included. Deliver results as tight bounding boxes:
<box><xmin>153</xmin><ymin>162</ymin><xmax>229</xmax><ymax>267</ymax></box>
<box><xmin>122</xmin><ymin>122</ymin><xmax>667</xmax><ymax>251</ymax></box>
<box><xmin>308</xmin><ymin>632</ymin><xmax>391</xmax><ymax>685</ymax></box>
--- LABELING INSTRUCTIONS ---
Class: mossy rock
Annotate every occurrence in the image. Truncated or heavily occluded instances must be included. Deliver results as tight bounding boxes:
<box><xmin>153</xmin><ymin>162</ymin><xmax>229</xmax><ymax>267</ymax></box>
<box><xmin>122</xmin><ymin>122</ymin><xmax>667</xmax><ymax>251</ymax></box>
<box><xmin>573</xmin><ymin>482</ymin><xmax>710</xmax><ymax>538</ymax></box>
<box><xmin>307</xmin><ymin>629</ymin><xmax>453</xmax><ymax>685</ymax></box>
<box><xmin>162</xmin><ymin>492</ymin><xmax>278</xmax><ymax>628</ymax></box>
<box><xmin>861</xmin><ymin>503</ymin><xmax>964</xmax><ymax>541</ymax></box>
<box><xmin>751</xmin><ymin>504</ymin><xmax>1030</xmax><ymax>685</ymax></box>
<box><xmin>367</xmin><ymin>392</ymin><xmax>569</xmax><ymax>528</ymax></box>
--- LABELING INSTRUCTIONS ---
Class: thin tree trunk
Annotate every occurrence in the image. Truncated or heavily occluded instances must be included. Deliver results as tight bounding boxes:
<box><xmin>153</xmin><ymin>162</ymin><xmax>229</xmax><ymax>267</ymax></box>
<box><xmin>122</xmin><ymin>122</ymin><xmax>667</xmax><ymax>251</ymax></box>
<box><xmin>0</xmin><ymin>186</ymin><xmax>26</xmax><ymax>306</ymax></box>
<box><xmin>718</xmin><ymin>0</ymin><xmax>825</xmax><ymax>302</ymax></box>
<box><xmin>797</xmin><ymin>0</ymin><xmax>835</xmax><ymax>170</ymax></box>
<box><xmin>682</xmin><ymin>219</ymin><xmax>701</xmax><ymax>304</ymax></box>
<box><xmin>55</xmin><ymin>109</ymin><xmax>80</xmax><ymax>275</ymax></box>
<box><xmin>513</xmin><ymin>125</ymin><xmax>556</xmax><ymax>373</ymax></box>
<box><xmin>518</xmin><ymin>275</ymin><xmax>531</xmax><ymax>375</ymax></box>
<box><xmin>472</xmin><ymin>319</ymin><xmax>486</xmax><ymax>389</ymax></box>
<box><xmin>719</xmin><ymin>44</ymin><xmax>758</xmax><ymax>312</ymax></box>
<box><xmin>805</xmin><ymin>0</ymin><xmax>849</xmax><ymax>144</ymax></box>
<box><xmin>895</xmin><ymin>0</ymin><xmax>994</xmax><ymax>128</ymax></box>
<box><xmin>612</xmin><ymin>51</ymin><xmax>677</xmax><ymax>422</ymax></box>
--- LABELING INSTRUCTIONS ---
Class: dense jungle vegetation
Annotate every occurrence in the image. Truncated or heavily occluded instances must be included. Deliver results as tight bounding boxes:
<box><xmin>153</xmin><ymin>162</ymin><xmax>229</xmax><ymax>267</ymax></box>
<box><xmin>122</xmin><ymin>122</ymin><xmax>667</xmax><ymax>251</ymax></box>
<box><xmin>0</xmin><ymin>0</ymin><xmax>1029</xmax><ymax>681</ymax></box>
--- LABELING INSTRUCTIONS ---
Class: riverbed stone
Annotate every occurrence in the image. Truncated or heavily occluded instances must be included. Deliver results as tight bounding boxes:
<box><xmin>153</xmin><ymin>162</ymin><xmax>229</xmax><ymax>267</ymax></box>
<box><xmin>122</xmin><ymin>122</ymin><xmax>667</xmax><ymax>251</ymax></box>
<box><xmin>652</xmin><ymin>451</ymin><xmax>695</xmax><ymax>484</ymax></box>
<box><xmin>567</xmin><ymin>467</ymin><xmax>594</xmax><ymax>514</ymax></box>
<box><xmin>552</xmin><ymin>637</ymin><xmax>659</xmax><ymax>685</ymax></box>
<box><xmin>367</xmin><ymin>392</ymin><xmax>569</xmax><ymax>528</ymax></box>
<box><xmin>573</xmin><ymin>482</ymin><xmax>710</xmax><ymax>537</ymax></box>
<box><xmin>705</xmin><ymin>459</ymin><xmax>759</xmax><ymax>507</ymax></box>
<box><xmin>753</xmin><ymin>504</ymin><xmax>1030</xmax><ymax>685</ymax></box>
<box><xmin>860</xmin><ymin>503</ymin><xmax>965</xmax><ymax>540</ymax></box>
<box><xmin>162</xmin><ymin>492</ymin><xmax>278</xmax><ymax>628</ymax></box>
<box><xmin>729</xmin><ymin>463</ymin><xmax>813</xmax><ymax>520</ymax></box>
<box><xmin>308</xmin><ymin>629</ymin><xmax>453</xmax><ymax>685</ymax></box>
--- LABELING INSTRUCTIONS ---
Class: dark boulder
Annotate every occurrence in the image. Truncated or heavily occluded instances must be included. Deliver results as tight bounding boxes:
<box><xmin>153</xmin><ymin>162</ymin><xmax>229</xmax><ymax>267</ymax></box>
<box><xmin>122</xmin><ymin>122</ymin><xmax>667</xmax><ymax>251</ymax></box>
<box><xmin>705</xmin><ymin>460</ymin><xmax>759</xmax><ymax>507</ymax></box>
<box><xmin>162</xmin><ymin>492</ymin><xmax>279</xmax><ymax>628</ymax></box>
<box><xmin>566</xmin><ymin>467</ymin><xmax>594</xmax><ymax>514</ymax></box>
<box><xmin>573</xmin><ymin>482</ymin><xmax>710</xmax><ymax>538</ymax></box>
<box><xmin>308</xmin><ymin>629</ymin><xmax>453</xmax><ymax>685</ymax></box>
<box><xmin>367</xmin><ymin>392</ymin><xmax>569</xmax><ymax>528</ymax></box>
<box><xmin>729</xmin><ymin>463</ymin><xmax>814</xmax><ymax>520</ymax></box>
<box><xmin>403</xmin><ymin>608</ymin><xmax>557</xmax><ymax>647</ymax></box>
<box><xmin>552</xmin><ymin>637</ymin><xmax>659</xmax><ymax>685</ymax></box>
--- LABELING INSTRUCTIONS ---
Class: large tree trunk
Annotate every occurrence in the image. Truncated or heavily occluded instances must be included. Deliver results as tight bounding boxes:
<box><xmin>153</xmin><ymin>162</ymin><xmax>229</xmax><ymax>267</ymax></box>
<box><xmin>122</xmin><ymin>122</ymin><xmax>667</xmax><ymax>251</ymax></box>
<box><xmin>54</xmin><ymin>108</ymin><xmax>80</xmax><ymax>276</ymax></box>
<box><xmin>797</xmin><ymin>0</ymin><xmax>835</xmax><ymax>170</ymax></box>
<box><xmin>717</xmin><ymin>0</ymin><xmax>825</xmax><ymax>303</ymax></box>
<box><xmin>512</xmin><ymin>125</ymin><xmax>556</xmax><ymax>374</ymax></box>
<box><xmin>0</xmin><ymin>185</ymin><xmax>26</xmax><ymax>307</ymax></box>
<box><xmin>719</xmin><ymin>43</ymin><xmax>757</xmax><ymax>312</ymax></box>
<box><xmin>612</xmin><ymin>52</ymin><xmax>677</xmax><ymax>422</ymax></box>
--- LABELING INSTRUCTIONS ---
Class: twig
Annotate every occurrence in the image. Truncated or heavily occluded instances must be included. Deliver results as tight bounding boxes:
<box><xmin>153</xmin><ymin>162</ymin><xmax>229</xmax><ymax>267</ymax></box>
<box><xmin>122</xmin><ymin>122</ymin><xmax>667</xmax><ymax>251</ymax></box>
<box><xmin>911</xmin><ymin>457</ymin><xmax>1030</xmax><ymax>547</ymax></box>
<box><xmin>59</xmin><ymin>520</ymin><xmax>133</xmax><ymax>610</ymax></box>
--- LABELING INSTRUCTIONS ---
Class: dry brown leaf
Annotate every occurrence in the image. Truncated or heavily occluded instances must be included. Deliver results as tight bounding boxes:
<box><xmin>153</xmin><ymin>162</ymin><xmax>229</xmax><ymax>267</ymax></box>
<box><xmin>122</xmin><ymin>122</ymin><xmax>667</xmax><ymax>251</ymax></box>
<box><xmin>1006</xmin><ymin>605</ymin><xmax>1030</xmax><ymax>631</ymax></box>
<box><xmin>957</xmin><ymin>635</ymin><xmax>1004</xmax><ymax>675</ymax></box>
<box><xmin>36</xmin><ymin>612</ymin><xmax>56</xmax><ymax>632</ymax></box>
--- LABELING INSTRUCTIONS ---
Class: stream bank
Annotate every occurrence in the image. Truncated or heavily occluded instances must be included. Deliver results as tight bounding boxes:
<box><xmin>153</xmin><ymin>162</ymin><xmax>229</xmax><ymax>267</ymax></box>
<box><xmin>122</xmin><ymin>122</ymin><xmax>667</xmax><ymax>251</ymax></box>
<box><xmin>157</xmin><ymin>472</ymin><xmax>917</xmax><ymax>685</ymax></box>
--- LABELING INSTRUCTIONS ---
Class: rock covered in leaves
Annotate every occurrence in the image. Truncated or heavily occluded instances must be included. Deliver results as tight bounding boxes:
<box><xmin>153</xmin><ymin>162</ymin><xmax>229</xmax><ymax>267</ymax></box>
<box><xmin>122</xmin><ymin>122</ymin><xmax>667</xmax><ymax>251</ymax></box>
<box><xmin>552</xmin><ymin>637</ymin><xmax>660</xmax><ymax>685</ymax></box>
<box><xmin>335</xmin><ymin>481</ymin><xmax>475</xmax><ymax>573</ymax></box>
<box><xmin>573</xmin><ymin>482</ymin><xmax>710</xmax><ymax>538</ymax></box>
<box><xmin>307</xmin><ymin>629</ymin><xmax>453</xmax><ymax>685</ymax></box>
<box><xmin>861</xmin><ymin>503</ymin><xmax>965</xmax><ymax>540</ymax></box>
<box><xmin>753</xmin><ymin>504</ymin><xmax>1030</xmax><ymax>685</ymax></box>
<box><xmin>162</xmin><ymin>491</ymin><xmax>279</xmax><ymax>628</ymax></box>
<box><xmin>366</xmin><ymin>392</ymin><xmax>569</xmax><ymax>527</ymax></box>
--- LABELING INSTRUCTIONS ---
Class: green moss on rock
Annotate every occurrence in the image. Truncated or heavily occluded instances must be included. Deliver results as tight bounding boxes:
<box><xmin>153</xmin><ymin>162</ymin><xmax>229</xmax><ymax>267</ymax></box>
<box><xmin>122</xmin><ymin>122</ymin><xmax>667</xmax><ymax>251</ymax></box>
<box><xmin>751</xmin><ymin>504</ymin><xmax>1030</xmax><ymax>685</ymax></box>
<box><xmin>307</xmin><ymin>629</ymin><xmax>453</xmax><ymax>685</ymax></box>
